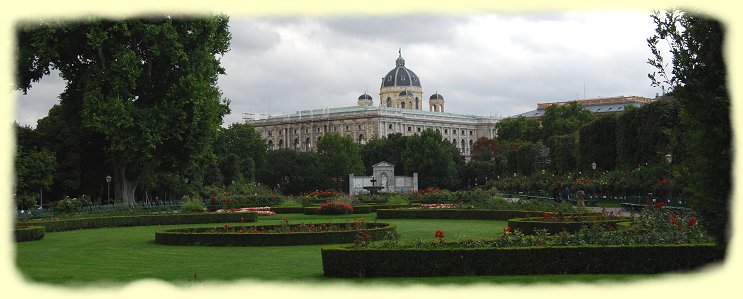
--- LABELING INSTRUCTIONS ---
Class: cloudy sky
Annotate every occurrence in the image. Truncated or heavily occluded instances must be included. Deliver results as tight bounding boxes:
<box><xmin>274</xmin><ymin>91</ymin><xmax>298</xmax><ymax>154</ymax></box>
<box><xmin>14</xmin><ymin>11</ymin><xmax>666</xmax><ymax>127</ymax></box>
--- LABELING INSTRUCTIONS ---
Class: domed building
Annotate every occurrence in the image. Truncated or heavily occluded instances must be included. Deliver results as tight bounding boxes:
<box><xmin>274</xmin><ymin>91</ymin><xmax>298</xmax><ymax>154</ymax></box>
<box><xmin>245</xmin><ymin>50</ymin><xmax>500</xmax><ymax>161</ymax></box>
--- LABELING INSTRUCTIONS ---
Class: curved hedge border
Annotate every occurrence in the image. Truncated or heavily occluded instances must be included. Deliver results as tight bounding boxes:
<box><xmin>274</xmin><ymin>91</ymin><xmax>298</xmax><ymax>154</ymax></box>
<box><xmin>14</xmin><ymin>226</ymin><xmax>46</xmax><ymax>242</ymax></box>
<box><xmin>322</xmin><ymin>243</ymin><xmax>722</xmax><ymax>277</ymax></box>
<box><xmin>155</xmin><ymin>222</ymin><xmax>396</xmax><ymax>246</ymax></box>
<box><xmin>376</xmin><ymin>209</ymin><xmax>576</xmax><ymax>220</ymax></box>
<box><xmin>304</xmin><ymin>205</ymin><xmax>373</xmax><ymax>215</ymax></box>
<box><xmin>508</xmin><ymin>217</ymin><xmax>633</xmax><ymax>234</ymax></box>
<box><xmin>16</xmin><ymin>212</ymin><xmax>258</xmax><ymax>232</ymax></box>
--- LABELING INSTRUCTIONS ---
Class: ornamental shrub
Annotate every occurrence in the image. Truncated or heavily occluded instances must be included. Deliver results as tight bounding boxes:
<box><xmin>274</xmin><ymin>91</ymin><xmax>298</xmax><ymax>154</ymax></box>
<box><xmin>53</xmin><ymin>196</ymin><xmax>92</xmax><ymax>213</ymax></box>
<box><xmin>318</xmin><ymin>202</ymin><xmax>354</xmax><ymax>215</ymax></box>
<box><xmin>15</xmin><ymin>194</ymin><xmax>37</xmax><ymax>210</ymax></box>
<box><xmin>180</xmin><ymin>196</ymin><xmax>206</xmax><ymax>213</ymax></box>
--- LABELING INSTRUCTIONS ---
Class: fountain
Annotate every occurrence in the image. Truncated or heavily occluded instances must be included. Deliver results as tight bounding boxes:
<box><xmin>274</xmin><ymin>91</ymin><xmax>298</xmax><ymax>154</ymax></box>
<box><xmin>363</xmin><ymin>177</ymin><xmax>384</xmax><ymax>195</ymax></box>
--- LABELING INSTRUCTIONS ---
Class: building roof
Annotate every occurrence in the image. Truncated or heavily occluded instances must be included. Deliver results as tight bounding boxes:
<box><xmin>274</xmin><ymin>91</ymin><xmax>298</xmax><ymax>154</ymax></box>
<box><xmin>358</xmin><ymin>93</ymin><xmax>373</xmax><ymax>100</ymax></box>
<box><xmin>515</xmin><ymin>102</ymin><xmax>647</xmax><ymax>118</ymax></box>
<box><xmin>430</xmin><ymin>93</ymin><xmax>444</xmax><ymax>100</ymax></box>
<box><xmin>381</xmin><ymin>53</ymin><xmax>421</xmax><ymax>88</ymax></box>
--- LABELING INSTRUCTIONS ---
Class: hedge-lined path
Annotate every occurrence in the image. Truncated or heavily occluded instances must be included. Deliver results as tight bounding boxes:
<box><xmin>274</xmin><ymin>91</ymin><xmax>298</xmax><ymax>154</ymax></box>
<box><xmin>16</xmin><ymin>213</ymin><xmax>657</xmax><ymax>285</ymax></box>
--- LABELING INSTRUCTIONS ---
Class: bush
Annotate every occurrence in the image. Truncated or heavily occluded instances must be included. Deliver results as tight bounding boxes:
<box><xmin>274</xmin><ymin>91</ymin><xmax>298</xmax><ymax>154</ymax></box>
<box><xmin>53</xmin><ymin>196</ymin><xmax>93</xmax><ymax>213</ymax></box>
<box><xmin>14</xmin><ymin>225</ymin><xmax>45</xmax><ymax>242</ymax></box>
<box><xmin>508</xmin><ymin>216</ymin><xmax>630</xmax><ymax>234</ymax></box>
<box><xmin>317</xmin><ymin>202</ymin><xmax>354</xmax><ymax>215</ymax></box>
<box><xmin>16</xmin><ymin>212</ymin><xmax>258</xmax><ymax>232</ymax></box>
<box><xmin>377</xmin><ymin>209</ymin><xmax>555</xmax><ymax>220</ymax></box>
<box><xmin>321</xmin><ymin>244</ymin><xmax>722</xmax><ymax>277</ymax></box>
<box><xmin>155</xmin><ymin>223</ymin><xmax>396</xmax><ymax>246</ymax></box>
<box><xmin>180</xmin><ymin>196</ymin><xmax>206</xmax><ymax>213</ymax></box>
<box><xmin>386</xmin><ymin>195</ymin><xmax>409</xmax><ymax>205</ymax></box>
<box><xmin>15</xmin><ymin>194</ymin><xmax>37</xmax><ymax>210</ymax></box>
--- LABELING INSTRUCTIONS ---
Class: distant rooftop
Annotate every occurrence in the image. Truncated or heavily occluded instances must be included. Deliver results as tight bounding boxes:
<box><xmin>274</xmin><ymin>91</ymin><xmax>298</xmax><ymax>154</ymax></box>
<box><xmin>515</xmin><ymin>96</ymin><xmax>654</xmax><ymax>118</ymax></box>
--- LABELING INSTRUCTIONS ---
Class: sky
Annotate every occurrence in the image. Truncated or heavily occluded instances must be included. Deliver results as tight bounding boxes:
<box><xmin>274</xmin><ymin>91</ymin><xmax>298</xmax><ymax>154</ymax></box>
<box><xmin>13</xmin><ymin>11</ymin><xmax>667</xmax><ymax>127</ymax></box>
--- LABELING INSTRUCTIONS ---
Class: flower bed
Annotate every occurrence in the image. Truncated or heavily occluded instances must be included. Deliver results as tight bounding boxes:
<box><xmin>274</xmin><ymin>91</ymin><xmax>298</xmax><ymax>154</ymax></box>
<box><xmin>14</xmin><ymin>225</ymin><xmax>45</xmax><ymax>242</ymax></box>
<box><xmin>216</xmin><ymin>206</ymin><xmax>276</xmax><ymax>216</ymax></box>
<box><xmin>376</xmin><ymin>209</ymin><xmax>581</xmax><ymax>220</ymax></box>
<box><xmin>154</xmin><ymin>221</ymin><xmax>396</xmax><ymax>246</ymax></box>
<box><xmin>17</xmin><ymin>212</ymin><xmax>258</xmax><ymax>232</ymax></box>
<box><xmin>321</xmin><ymin>243</ymin><xmax>722</xmax><ymax>277</ymax></box>
<box><xmin>508</xmin><ymin>213</ymin><xmax>632</xmax><ymax>234</ymax></box>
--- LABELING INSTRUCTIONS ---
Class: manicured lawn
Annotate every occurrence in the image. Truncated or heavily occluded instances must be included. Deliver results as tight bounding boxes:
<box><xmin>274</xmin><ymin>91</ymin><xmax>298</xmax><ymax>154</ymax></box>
<box><xmin>15</xmin><ymin>213</ymin><xmax>656</xmax><ymax>285</ymax></box>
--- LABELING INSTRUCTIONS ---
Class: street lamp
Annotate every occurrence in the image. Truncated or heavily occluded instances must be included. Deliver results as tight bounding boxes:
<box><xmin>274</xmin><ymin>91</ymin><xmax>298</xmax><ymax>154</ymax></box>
<box><xmin>665</xmin><ymin>153</ymin><xmax>673</xmax><ymax>205</ymax></box>
<box><xmin>541</xmin><ymin>169</ymin><xmax>545</xmax><ymax>175</ymax></box>
<box><xmin>105</xmin><ymin>174</ymin><xmax>112</xmax><ymax>205</ymax></box>
<box><xmin>591</xmin><ymin>162</ymin><xmax>597</xmax><ymax>202</ymax></box>
<box><xmin>513</xmin><ymin>172</ymin><xmax>517</xmax><ymax>177</ymax></box>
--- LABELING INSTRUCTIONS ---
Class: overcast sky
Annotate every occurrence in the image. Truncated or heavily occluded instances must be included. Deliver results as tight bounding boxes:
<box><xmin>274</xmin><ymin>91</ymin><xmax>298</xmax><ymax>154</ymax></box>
<box><xmin>14</xmin><ymin>11</ymin><xmax>666</xmax><ymax>127</ymax></box>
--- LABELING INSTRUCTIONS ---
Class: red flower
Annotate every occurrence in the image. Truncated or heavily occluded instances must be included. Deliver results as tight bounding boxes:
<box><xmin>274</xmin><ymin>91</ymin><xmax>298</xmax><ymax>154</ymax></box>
<box><xmin>362</xmin><ymin>231</ymin><xmax>369</xmax><ymax>238</ymax></box>
<box><xmin>435</xmin><ymin>230</ymin><xmax>445</xmax><ymax>239</ymax></box>
<box><xmin>655</xmin><ymin>202</ymin><xmax>666</xmax><ymax>207</ymax></box>
<box><xmin>688</xmin><ymin>217</ymin><xmax>697</xmax><ymax>227</ymax></box>
<box><xmin>672</xmin><ymin>214</ymin><xmax>679</xmax><ymax>219</ymax></box>
<box><xmin>503</xmin><ymin>226</ymin><xmax>512</xmax><ymax>233</ymax></box>
<box><xmin>224</xmin><ymin>223</ymin><xmax>230</xmax><ymax>228</ymax></box>
<box><xmin>670</xmin><ymin>219</ymin><xmax>676</xmax><ymax>225</ymax></box>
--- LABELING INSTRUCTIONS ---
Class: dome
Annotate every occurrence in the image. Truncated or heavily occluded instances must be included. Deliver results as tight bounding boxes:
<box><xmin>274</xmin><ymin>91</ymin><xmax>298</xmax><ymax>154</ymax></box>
<box><xmin>358</xmin><ymin>93</ymin><xmax>373</xmax><ymax>100</ymax></box>
<box><xmin>381</xmin><ymin>51</ymin><xmax>421</xmax><ymax>88</ymax></box>
<box><xmin>399</xmin><ymin>90</ymin><xmax>414</xmax><ymax>96</ymax></box>
<box><xmin>430</xmin><ymin>93</ymin><xmax>444</xmax><ymax>100</ymax></box>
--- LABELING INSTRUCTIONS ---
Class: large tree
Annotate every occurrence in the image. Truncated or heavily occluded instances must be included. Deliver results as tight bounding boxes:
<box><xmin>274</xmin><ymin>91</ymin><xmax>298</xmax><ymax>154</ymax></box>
<box><xmin>402</xmin><ymin>129</ymin><xmax>458</xmax><ymax>189</ymax></box>
<box><xmin>16</xmin><ymin>16</ymin><xmax>231</xmax><ymax>205</ymax></box>
<box><xmin>541</xmin><ymin>102</ymin><xmax>596</xmax><ymax>139</ymax></box>
<box><xmin>316</xmin><ymin>132</ymin><xmax>365</xmax><ymax>191</ymax></box>
<box><xmin>214</xmin><ymin>123</ymin><xmax>266</xmax><ymax>185</ymax></box>
<box><xmin>647</xmin><ymin>10</ymin><xmax>730</xmax><ymax>247</ymax></box>
<box><xmin>495</xmin><ymin>116</ymin><xmax>541</xmax><ymax>142</ymax></box>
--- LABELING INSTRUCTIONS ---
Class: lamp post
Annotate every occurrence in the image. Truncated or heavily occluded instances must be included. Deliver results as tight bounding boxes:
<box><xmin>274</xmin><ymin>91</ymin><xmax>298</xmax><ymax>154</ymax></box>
<box><xmin>665</xmin><ymin>153</ymin><xmax>673</xmax><ymax>205</ymax></box>
<box><xmin>105</xmin><ymin>174</ymin><xmax>112</xmax><ymax>205</ymax></box>
<box><xmin>591</xmin><ymin>162</ymin><xmax>597</xmax><ymax>202</ymax></box>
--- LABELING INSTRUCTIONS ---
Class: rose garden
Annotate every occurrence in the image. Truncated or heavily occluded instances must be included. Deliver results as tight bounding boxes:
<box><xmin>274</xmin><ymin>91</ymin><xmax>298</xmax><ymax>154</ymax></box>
<box><xmin>13</xmin><ymin>11</ymin><xmax>730</xmax><ymax>286</ymax></box>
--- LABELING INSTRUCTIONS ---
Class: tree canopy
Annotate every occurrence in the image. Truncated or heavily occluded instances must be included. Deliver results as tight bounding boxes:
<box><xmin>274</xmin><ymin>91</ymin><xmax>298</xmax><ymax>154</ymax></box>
<box><xmin>16</xmin><ymin>16</ymin><xmax>232</xmax><ymax>205</ymax></box>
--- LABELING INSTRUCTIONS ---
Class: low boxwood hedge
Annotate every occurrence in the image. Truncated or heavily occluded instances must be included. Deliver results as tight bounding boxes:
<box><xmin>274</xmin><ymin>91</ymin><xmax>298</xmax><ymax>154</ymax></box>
<box><xmin>155</xmin><ymin>222</ymin><xmax>396</xmax><ymax>246</ymax></box>
<box><xmin>322</xmin><ymin>243</ymin><xmax>722</xmax><ymax>277</ymax></box>
<box><xmin>14</xmin><ymin>226</ymin><xmax>46</xmax><ymax>242</ymax></box>
<box><xmin>304</xmin><ymin>205</ymin><xmax>373</xmax><ymax>215</ymax></box>
<box><xmin>508</xmin><ymin>217</ymin><xmax>632</xmax><ymax>234</ymax></box>
<box><xmin>16</xmin><ymin>212</ymin><xmax>258</xmax><ymax>232</ymax></box>
<box><xmin>376</xmin><ymin>209</ymin><xmax>562</xmax><ymax>220</ymax></box>
<box><xmin>270</xmin><ymin>206</ymin><xmax>305</xmax><ymax>214</ymax></box>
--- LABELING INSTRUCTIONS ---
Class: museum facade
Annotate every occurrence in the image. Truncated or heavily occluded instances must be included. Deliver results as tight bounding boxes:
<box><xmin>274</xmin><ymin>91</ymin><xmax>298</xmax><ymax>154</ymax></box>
<box><xmin>244</xmin><ymin>52</ymin><xmax>501</xmax><ymax>158</ymax></box>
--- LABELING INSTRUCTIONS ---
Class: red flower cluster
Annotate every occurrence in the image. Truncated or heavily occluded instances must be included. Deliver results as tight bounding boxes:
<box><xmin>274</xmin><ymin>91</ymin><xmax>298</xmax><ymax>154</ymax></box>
<box><xmin>317</xmin><ymin>202</ymin><xmax>354</xmax><ymax>215</ymax></box>
<box><xmin>688</xmin><ymin>217</ymin><xmax>698</xmax><ymax>227</ymax></box>
<box><xmin>418</xmin><ymin>187</ymin><xmax>442</xmax><ymax>194</ymax></box>
<box><xmin>435</xmin><ymin>230</ymin><xmax>445</xmax><ymax>239</ymax></box>
<box><xmin>655</xmin><ymin>202</ymin><xmax>666</xmax><ymax>208</ymax></box>
<box><xmin>503</xmin><ymin>226</ymin><xmax>512</xmax><ymax>233</ymax></box>
<box><xmin>223</xmin><ymin>223</ymin><xmax>231</xmax><ymax>228</ymax></box>
<box><xmin>305</xmin><ymin>190</ymin><xmax>338</xmax><ymax>198</ymax></box>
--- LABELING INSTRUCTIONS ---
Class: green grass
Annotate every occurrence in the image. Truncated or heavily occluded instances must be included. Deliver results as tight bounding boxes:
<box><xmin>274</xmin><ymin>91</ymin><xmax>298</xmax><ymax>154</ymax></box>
<box><xmin>16</xmin><ymin>213</ymin><xmax>658</xmax><ymax>286</ymax></box>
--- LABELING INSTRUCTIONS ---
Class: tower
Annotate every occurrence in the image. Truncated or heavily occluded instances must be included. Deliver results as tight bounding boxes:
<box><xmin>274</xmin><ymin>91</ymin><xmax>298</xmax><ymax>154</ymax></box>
<box><xmin>379</xmin><ymin>49</ymin><xmax>423</xmax><ymax>110</ymax></box>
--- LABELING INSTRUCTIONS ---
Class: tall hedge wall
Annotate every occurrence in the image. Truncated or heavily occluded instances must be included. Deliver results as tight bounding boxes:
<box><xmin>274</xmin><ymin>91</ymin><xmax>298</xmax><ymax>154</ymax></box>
<box><xmin>322</xmin><ymin>244</ymin><xmax>722</xmax><ymax>277</ymax></box>
<box><xmin>17</xmin><ymin>212</ymin><xmax>258</xmax><ymax>232</ymax></box>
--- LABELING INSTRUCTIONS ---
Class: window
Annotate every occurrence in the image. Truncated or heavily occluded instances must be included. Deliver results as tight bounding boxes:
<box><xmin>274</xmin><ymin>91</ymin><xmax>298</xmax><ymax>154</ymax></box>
<box><xmin>345</xmin><ymin>125</ymin><xmax>349</xmax><ymax>131</ymax></box>
<box><xmin>454</xmin><ymin>130</ymin><xmax>457</xmax><ymax>135</ymax></box>
<box><xmin>305</xmin><ymin>128</ymin><xmax>309</xmax><ymax>133</ymax></box>
<box><xmin>386</xmin><ymin>98</ymin><xmax>392</xmax><ymax>107</ymax></box>
<box><xmin>461</xmin><ymin>130</ymin><xmax>465</xmax><ymax>135</ymax></box>
<box><xmin>444</xmin><ymin>129</ymin><xmax>448</xmax><ymax>134</ymax></box>
<box><xmin>417</xmin><ymin>127</ymin><xmax>421</xmax><ymax>132</ymax></box>
<box><xmin>358</xmin><ymin>124</ymin><xmax>362</xmax><ymax>130</ymax></box>
<box><xmin>294</xmin><ymin>129</ymin><xmax>297</xmax><ymax>134</ymax></box>
<box><xmin>333</xmin><ymin>126</ymin><xmax>337</xmax><ymax>131</ymax></box>
<box><xmin>401</xmin><ymin>102</ymin><xmax>406</xmax><ymax>109</ymax></box>
<box><xmin>388</xmin><ymin>124</ymin><xmax>393</xmax><ymax>130</ymax></box>
<box><xmin>268</xmin><ymin>131</ymin><xmax>272</xmax><ymax>136</ymax></box>
<box><xmin>470</xmin><ymin>130</ymin><xmax>473</xmax><ymax>136</ymax></box>
<box><xmin>408</xmin><ymin>126</ymin><xmax>412</xmax><ymax>132</ymax></box>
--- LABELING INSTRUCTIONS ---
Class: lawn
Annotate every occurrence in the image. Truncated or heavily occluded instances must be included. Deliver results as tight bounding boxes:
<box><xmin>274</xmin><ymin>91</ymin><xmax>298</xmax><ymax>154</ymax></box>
<box><xmin>15</xmin><ymin>213</ymin><xmax>656</xmax><ymax>286</ymax></box>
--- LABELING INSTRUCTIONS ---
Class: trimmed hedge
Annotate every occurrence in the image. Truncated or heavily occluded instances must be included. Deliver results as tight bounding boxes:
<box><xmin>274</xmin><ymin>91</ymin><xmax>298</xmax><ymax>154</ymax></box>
<box><xmin>304</xmin><ymin>205</ymin><xmax>373</xmax><ymax>215</ymax></box>
<box><xmin>16</xmin><ymin>212</ymin><xmax>258</xmax><ymax>232</ymax></box>
<box><xmin>155</xmin><ymin>223</ymin><xmax>396</xmax><ymax>246</ymax></box>
<box><xmin>270</xmin><ymin>206</ymin><xmax>305</xmax><ymax>214</ymax></box>
<box><xmin>376</xmin><ymin>209</ymin><xmax>567</xmax><ymax>220</ymax></box>
<box><xmin>322</xmin><ymin>243</ymin><xmax>722</xmax><ymax>277</ymax></box>
<box><xmin>15</xmin><ymin>226</ymin><xmax>46</xmax><ymax>242</ymax></box>
<box><xmin>508</xmin><ymin>217</ymin><xmax>632</xmax><ymax>234</ymax></box>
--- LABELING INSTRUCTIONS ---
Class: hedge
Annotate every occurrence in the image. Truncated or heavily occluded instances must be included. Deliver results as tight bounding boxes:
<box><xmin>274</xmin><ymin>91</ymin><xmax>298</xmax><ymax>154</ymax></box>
<box><xmin>155</xmin><ymin>223</ymin><xmax>396</xmax><ymax>246</ymax></box>
<box><xmin>270</xmin><ymin>206</ymin><xmax>305</xmax><ymax>214</ymax></box>
<box><xmin>16</xmin><ymin>212</ymin><xmax>258</xmax><ymax>232</ymax></box>
<box><xmin>376</xmin><ymin>209</ymin><xmax>576</xmax><ymax>220</ymax></box>
<box><xmin>508</xmin><ymin>217</ymin><xmax>632</xmax><ymax>234</ymax></box>
<box><xmin>321</xmin><ymin>243</ymin><xmax>722</xmax><ymax>277</ymax></box>
<box><xmin>304</xmin><ymin>205</ymin><xmax>373</xmax><ymax>215</ymax></box>
<box><xmin>14</xmin><ymin>226</ymin><xmax>45</xmax><ymax>242</ymax></box>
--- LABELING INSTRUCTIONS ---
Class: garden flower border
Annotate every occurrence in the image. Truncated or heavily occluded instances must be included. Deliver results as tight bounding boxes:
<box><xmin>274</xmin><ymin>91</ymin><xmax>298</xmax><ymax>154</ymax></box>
<box><xmin>507</xmin><ymin>216</ymin><xmax>633</xmax><ymax>234</ymax></box>
<box><xmin>321</xmin><ymin>243</ymin><xmax>722</xmax><ymax>277</ymax></box>
<box><xmin>154</xmin><ymin>222</ymin><xmax>397</xmax><ymax>246</ymax></box>
<box><xmin>376</xmin><ymin>209</ymin><xmax>584</xmax><ymax>220</ymax></box>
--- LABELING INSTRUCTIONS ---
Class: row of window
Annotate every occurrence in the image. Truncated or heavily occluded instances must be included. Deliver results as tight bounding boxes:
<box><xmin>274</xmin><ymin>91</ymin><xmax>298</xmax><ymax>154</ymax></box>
<box><xmin>386</xmin><ymin>123</ymin><xmax>474</xmax><ymax>136</ymax></box>
<box><xmin>266</xmin><ymin>124</ymin><xmax>366</xmax><ymax>137</ymax></box>
<box><xmin>266</xmin><ymin>133</ymin><xmax>368</xmax><ymax>150</ymax></box>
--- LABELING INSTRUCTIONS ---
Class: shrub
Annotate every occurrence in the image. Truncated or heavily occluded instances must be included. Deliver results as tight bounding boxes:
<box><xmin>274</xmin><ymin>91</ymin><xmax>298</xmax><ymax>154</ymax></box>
<box><xmin>180</xmin><ymin>197</ymin><xmax>206</xmax><ymax>213</ymax></box>
<box><xmin>16</xmin><ymin>212</ymin><xmax>258</xmax><ymax>232</ymax></box>
<box><xmin>277</xmin><ymin>197</ymin><xmax>303</xmax><ymax>207</ymax></box>
<box><xmin>317</xmin><ymin>202</ymin><xmax>354</xmax><ymax>215</ymax></box>
<box><xmin>53</xmin><ymin>196</ymin><xmax>92</xmax><ymax>213</ymax></box>
<box><xmin>386</xmin><ymin>195</ymin><xmax>409</xmax><ymax>205</ymax></box>
<box><xmin>15</xmin><ymin>194</ymin><xmax>37</xmax><ymax>210</ymax></box>
<box><xmin>14</xmin><ymin>225</ymin><xmax>45</xmax><ymax>242</ymax></box>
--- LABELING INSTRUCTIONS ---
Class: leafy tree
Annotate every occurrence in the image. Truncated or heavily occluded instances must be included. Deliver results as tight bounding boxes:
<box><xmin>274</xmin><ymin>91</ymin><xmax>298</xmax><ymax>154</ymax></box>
<box><xmin>316</xmin><ymin>132</ymin><xmax>365</xmax><ymax>190</ymax></box>
<box><xmin>401</xmin><ymin>129</ymin><xmax>458</xmax><ymax>189</ymax></box>
<box><xmin>259</xmin><ymin>149</ymin><xmax>326</xmax><ymax>195</ymax></box>
<box><xmin>361</xmin><ymin>133</ymin><xmax>407</xmax><ymax>174</ymax></box>
<box><xmin>578</xmin><ymin>114</ymin><xmax>618</xmax><ymax>171</ymax></box>
<box><xmin>16</xmin><ymin>16</ymin><xmax>232</xmax><ymax>205</ymax></box>
<box><xmin>648</xmin><ymin>10</ymin><xmax>730</xmax><ymax>246</ymax></box>
<box><xmin>15</xmin><ymin>146</ymin><xmax>57</xmax><ymax>207</ymax></box>
<box><xmin>615</xmin><ymin>101</ymin><xmax>680</xmax><ymax>170</ymax></box>
<box><xmin>541</xmin><ymin>102</ymin><xmax>596</xmax><ymax>139</ymax></box>
<box><xmin>550</xmin><ymin>134</ymin><xmax>577</xmax><ymax>175</ymax></box>
<box><xmin>471</xmin><ymin>137</ymin><xmax>500</xmax><ymax>161</ymax></box>
<box><xmin>214</xmin><ymin>123</ymin><xmax>266</xmax><ymax>184</ymax></box>
<box><xmin>495</xmin><ymin>116</ymin><xmax>541</xmax><ymax>142</ymax></box>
